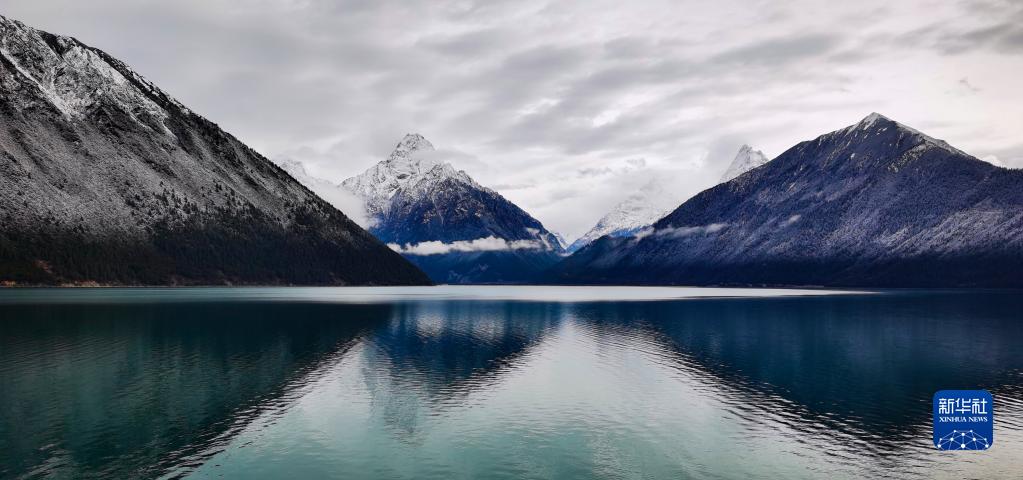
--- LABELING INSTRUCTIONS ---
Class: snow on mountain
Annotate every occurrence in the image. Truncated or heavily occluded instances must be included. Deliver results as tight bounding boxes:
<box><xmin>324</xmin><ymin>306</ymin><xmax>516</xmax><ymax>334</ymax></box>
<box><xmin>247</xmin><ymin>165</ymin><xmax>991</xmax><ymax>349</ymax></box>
<box><xmin>340</xmin><ymin>134</ymin><xmax>563</xmax><ymax>283</ymax></box>
<box><xmin>340</xmin><ymin>134</ymin><xmax>478</xmax><ymax>218</ymax></box>
<box><xmin>720</xmin><ymin>144</ymin><xmax>770</xmax><ymax>183</ymax></box>
<box><xmin>275</xmin><ymin>158</ymin><xmax>373</xmax><ymax>228</ymax></box>
<box><xmin>0</xmin><ymin>14</ymin><xmax>429</xmax><ymax>286</ymax></box>
<box><xmin>568</xmin><ymin>144</ymin><xmax>770</xmax><ymax>253</ymax></box>
<box><xmin>0</xmin><ymin>16</ymin><xmax>197</xmax><ymax>135</ymax></box>
<box><xmin>566</xmin><ymin>179</ymin><xmax>681</xmax><ymax>253</ymax></box>
<box><xmin>549</xmin><ymin>113</ymin><xmax>1023</xmax><ymax>287</ymax></box>
<box><xmin>553</xmin><ymin>233</ymin><xmax>569</xmax><ymax>250</ymax></box>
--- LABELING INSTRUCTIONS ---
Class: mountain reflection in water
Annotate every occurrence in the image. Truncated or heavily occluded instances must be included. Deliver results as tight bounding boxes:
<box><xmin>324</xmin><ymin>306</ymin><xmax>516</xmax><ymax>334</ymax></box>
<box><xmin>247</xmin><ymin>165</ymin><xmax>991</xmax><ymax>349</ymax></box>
<box><xmin>1</xmin><ymin>288</ymin><xmax>1021</xmax><ymax>479</ymax></box>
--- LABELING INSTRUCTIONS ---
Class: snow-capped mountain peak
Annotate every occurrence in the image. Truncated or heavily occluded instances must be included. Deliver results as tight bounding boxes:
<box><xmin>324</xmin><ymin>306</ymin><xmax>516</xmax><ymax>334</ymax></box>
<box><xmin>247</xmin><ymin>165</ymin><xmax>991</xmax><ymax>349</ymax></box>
<box><xmin>342</xmin><ymin>134</ymin><xmax>494</xmax><ymax>223</ymax></box>
<box><xmin>720</xmin><ymin>144</ymin><xmax>770</xmax><ymax>183</ymax></box>
<box><xmin>342</xmin><ymin>133</ymin><xmax>464</xmax><ymax>217</ymax></box>
<box><xmin>845</xmin><ymin>112</ymin><xmax>968</xmax><ymax>157</ymax></box>
<box><xmin>857</xmin><ymin>112</ymin><xmax>887</xmax><ymax>128</ymax></box>
<box><xmin>567</xmin><ymin>178</ymin><xmax>682</xmax><ymax>252</ymax></box>
<box><xmin>340</xmin><ymin>133</ymin><xmax>564</xmax><ymax>283</ymax></box>
<box><xmin>388</xmin><ymin>133</ymin><xmax>435</xmax><ymax>162</ymax></box>
<box><xmin>375</xmin><ymin>133</ymin><xmax>442</xmax><ymax>185</ymax></box>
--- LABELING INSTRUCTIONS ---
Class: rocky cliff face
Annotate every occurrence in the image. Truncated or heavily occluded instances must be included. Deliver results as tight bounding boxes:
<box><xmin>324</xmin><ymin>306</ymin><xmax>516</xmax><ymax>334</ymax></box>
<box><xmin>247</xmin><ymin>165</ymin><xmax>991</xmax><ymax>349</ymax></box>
<box><xmin>549</xmin><ymin>113</ymin><xmax>1023</xmax><ymax>287</ymax></box>
<box><xmin>0</xmin><ymin>15</ymin><xmax>430</xmax><ymax>286</ymax></box>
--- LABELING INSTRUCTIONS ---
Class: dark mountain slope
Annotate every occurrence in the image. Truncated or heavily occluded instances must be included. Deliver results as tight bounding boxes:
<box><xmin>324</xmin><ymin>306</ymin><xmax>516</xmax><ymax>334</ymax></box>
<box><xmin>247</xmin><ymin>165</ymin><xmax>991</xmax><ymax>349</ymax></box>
<box><xmin>0</xmin><ymin>15</ymin><xmax>429</xmax><ymax>286</ymax></box>
<box><xmin>548</xmin><ymin>113</ymin><xmax>1023</xmax><ymax>287</ymax></box>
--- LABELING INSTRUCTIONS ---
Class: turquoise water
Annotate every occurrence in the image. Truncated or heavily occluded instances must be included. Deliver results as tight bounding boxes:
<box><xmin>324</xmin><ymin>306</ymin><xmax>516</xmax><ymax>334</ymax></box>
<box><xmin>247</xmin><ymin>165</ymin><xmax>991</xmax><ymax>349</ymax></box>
<box><xmin>1</xmin><ymin>287</ymin><xmax>1021</xmax><ymax>479</ymax></box>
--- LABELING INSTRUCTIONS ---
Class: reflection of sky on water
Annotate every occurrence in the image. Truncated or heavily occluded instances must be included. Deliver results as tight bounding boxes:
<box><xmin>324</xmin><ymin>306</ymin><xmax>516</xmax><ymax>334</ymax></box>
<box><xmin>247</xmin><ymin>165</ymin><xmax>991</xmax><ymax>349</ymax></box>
<box><xmin>1</xmin><ymin>288</ymin><xmax>1021</xmax><ymax>479</ymax></box>
<box><xmin>188</xmin><ymin>291</ymin><xmax>1023</xmax><ymax>479</ymax></box>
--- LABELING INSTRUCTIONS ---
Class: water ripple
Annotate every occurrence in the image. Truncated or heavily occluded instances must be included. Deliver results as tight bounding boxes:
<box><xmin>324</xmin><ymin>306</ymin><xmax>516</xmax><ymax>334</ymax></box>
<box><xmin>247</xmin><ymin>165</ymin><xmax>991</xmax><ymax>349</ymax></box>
<box><xmin>2</xmin><ymin>289</ymin><xmax>1022</xmax><ymax>479</ymax></box>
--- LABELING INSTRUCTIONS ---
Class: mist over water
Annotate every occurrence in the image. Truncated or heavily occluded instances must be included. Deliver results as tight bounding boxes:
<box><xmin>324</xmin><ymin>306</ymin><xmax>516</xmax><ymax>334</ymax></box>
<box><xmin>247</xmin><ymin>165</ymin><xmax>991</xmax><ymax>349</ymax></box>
<box><xmin>1</xmin><ymin>288</ymin><xmax>1021</xmax><ymax>479</ymax></box>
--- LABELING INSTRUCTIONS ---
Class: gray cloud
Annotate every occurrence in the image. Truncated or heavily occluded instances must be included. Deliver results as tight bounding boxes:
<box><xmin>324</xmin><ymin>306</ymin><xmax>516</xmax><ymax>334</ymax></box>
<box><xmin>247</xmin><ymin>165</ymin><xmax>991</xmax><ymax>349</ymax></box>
<box><xmin>892</xmin><ymin>1</ymin><xmax>1023</xmax><ymax>56</ymax></box>
<box><xmin>977</xmin><ymin>143</ymin><xmax>1023</xmax><ymax>169</ymax></box>
<box><xmin>418</xmin><ymin>28</ymin><xmax>516</xmax><ymax>58</ymax></box>
<box><xmin>933</xmin><ymin>23</ymin><xmax>1023</xmax><ymax>55</ymax></box>
<box><xmin>709</xmin><ymin>33</ymin><xmax>843</xmax><ymax>66</ymax></box>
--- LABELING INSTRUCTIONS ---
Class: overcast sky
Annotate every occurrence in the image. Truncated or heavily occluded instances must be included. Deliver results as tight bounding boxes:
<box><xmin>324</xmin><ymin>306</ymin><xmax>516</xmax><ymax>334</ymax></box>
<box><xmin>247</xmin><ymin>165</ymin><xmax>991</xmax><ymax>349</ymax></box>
<box><xmin>7</xmin><ymin>0</ymin><xmax>1023</xmax><ymax>239</ymax></box>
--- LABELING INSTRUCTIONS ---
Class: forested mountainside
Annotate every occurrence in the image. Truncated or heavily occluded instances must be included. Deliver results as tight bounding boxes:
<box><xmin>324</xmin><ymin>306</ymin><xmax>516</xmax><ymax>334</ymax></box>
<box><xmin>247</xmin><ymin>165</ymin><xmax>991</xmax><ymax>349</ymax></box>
<box><xmin>549</xmin><ymin>114</ymin><xmax>1023</xmax><ymax>287</ymax></box>
<box><xmin>0</xmin><ymin>15</ymin><xmax>429</xmax><ymax>286</ymax></box>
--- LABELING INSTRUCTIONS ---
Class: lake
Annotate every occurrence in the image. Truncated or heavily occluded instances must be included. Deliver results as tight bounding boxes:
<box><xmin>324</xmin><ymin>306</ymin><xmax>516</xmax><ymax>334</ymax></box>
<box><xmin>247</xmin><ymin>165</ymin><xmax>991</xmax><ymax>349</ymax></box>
<box><xmin>1</xmin><ymin>286</ymin><xmax>1021</xmax><ymax>479</ymax></box>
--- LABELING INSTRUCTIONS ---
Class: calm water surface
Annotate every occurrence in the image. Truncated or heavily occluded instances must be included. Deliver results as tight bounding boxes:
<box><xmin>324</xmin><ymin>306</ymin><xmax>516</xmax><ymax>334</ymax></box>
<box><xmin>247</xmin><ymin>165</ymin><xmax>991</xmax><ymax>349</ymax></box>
<box><xmin>1</xmin><ymin>286</ymin><xmax>1021</xmax><ymax>479</ymax></box>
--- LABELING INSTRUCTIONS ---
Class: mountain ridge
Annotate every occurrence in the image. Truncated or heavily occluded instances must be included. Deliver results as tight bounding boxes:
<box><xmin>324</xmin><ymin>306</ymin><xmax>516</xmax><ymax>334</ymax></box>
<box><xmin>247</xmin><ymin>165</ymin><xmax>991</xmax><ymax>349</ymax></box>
<box><xmin>547</xmin><ymin>113</ymin><xmax>1023</xmax><ymax>287</ymax></box>
<box><xmin>0</xmin><ymin>15</ymin><xmax>430</xmax><ymax>286</ymax></box>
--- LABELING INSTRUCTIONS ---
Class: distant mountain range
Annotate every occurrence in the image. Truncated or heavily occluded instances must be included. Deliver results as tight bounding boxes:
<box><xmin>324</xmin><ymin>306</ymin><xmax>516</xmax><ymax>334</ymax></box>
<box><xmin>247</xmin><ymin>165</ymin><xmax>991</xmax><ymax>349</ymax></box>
<box><xmin>548</xmin><ymin>113</ymin><xmax>1023</xmax><ymax>287</ymax></box>
<box><xmin>566</xmin><ymin>144</ymin><xmax>769</xmax><ymax>253</ymax></box>
<box><xmin>340</xmin><ymin>134</ymin><xmax>564</xmax><ymax>284</ymax></box>
<box><xmin>0</xmin><ymin>15</ymin><xmax>429</xmax><ymax>286</ymax></box>
<box><xmin>566</xmin><ymin>179</ymin><xmax>681</xmax><ymax>253</ymax></box>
